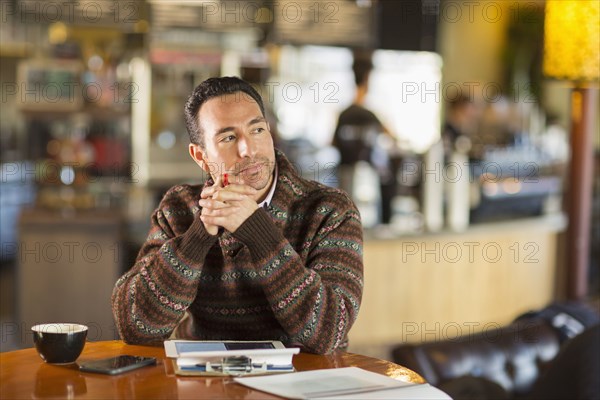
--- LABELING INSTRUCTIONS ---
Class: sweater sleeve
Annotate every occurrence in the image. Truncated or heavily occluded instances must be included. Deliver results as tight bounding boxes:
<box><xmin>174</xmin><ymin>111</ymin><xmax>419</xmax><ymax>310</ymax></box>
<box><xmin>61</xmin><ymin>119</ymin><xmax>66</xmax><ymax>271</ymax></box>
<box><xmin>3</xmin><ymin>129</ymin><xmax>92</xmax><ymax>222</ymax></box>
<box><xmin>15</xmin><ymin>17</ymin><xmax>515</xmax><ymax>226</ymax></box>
<box><xmin>111</xmin><ymin>188</ymin><xmax>218</xmax><ymax>344</ymax></box>
<box><xmin>233</xmin><ymin>195</ymin><xmax>363</xmax><ymax>354</ymax></box>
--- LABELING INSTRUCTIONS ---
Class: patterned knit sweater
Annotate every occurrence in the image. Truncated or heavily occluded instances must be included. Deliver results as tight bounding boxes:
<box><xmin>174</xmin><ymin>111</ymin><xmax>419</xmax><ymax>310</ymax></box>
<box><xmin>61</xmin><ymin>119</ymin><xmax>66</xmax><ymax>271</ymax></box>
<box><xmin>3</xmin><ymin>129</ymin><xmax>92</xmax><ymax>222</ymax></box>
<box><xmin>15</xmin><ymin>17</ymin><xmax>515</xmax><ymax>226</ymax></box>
<box><xmin>111</xmin><ymin>150</ymin><xmax>363</xmax><ymax>354</ymax></box>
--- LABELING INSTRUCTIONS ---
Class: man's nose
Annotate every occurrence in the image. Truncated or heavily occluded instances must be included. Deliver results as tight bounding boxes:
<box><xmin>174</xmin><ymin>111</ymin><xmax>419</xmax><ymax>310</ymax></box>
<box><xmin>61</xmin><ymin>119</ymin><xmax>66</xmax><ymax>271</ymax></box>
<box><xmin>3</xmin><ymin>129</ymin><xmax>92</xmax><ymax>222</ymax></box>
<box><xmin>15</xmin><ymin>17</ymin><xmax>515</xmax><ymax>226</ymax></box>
<box><xmin>237</xmin><ymin>135</ymin><xmax>256</xmax><ymax>158</ymax></box>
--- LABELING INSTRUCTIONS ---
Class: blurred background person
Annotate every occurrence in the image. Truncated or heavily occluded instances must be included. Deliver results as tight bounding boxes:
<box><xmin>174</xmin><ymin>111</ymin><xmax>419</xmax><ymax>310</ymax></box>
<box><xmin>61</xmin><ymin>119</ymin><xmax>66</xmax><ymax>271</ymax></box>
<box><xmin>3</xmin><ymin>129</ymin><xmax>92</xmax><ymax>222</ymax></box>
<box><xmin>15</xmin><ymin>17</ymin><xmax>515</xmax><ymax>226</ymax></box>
<box><xmin>441</xmin><ymin>94</ymin><xmax>477</xmax><ymax>161</ymax></box>
<box><xmin>332</xmin><ymin>51</ymin><xmax>397</xmax><ymax>225</ymax></box>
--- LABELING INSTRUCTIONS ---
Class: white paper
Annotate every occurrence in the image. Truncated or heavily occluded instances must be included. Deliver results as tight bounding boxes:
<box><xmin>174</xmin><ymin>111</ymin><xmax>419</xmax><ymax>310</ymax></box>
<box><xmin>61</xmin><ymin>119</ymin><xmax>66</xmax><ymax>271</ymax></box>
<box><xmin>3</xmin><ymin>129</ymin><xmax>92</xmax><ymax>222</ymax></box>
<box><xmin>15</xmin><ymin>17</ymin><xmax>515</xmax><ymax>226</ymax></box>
<box><xmin>317</xmin><ymin>383</ymin><xmax>452</xmax><ymax>400</ymax></box>
<box><xmin>234</xmin><ymin>367</ymin><xmax>450</xmax><ymax>399</ymax></box>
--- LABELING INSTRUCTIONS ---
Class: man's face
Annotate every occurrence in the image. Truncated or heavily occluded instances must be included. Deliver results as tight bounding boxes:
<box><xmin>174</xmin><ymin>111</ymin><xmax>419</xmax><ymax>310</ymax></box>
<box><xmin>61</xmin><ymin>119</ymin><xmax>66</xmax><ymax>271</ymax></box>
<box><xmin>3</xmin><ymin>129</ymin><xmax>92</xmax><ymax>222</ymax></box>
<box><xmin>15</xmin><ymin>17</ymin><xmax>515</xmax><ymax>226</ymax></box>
<box><xmin>190</xmin><ymin>93</ymin><xmax>275</xmax><ymax>199</ymax></box>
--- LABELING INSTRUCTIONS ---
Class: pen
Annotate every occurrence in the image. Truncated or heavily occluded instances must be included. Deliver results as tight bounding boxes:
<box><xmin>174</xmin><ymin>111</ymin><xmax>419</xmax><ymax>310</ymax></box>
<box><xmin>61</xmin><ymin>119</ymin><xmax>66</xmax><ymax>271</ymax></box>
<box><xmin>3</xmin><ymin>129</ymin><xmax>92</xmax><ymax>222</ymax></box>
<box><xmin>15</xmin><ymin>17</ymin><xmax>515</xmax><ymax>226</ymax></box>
<box><xmin>223</xmin><ymin>173</ymin><xmax>229</xmax><ymax>187</ymax></box>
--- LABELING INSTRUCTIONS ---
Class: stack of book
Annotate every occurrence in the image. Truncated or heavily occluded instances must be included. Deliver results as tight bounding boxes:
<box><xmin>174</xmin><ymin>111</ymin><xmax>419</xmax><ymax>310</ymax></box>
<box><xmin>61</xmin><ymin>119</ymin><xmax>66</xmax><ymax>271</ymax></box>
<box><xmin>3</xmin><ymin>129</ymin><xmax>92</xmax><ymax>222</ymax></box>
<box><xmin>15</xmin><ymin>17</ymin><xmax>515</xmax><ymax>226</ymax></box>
<box><xmin>164</xmin><ymin>340</ymin><xmax>300</xmax><ymax>376</ymax></box>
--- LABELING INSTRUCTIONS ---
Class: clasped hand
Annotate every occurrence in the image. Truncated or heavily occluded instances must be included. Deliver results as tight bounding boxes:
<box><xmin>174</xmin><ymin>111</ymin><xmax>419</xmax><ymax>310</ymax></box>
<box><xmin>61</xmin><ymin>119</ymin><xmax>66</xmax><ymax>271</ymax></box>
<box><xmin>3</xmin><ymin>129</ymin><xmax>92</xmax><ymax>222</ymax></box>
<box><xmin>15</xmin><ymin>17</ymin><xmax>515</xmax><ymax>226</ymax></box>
<box><xmin>198</xmin><ymin>175</ymin><xmax>259</xmax><ymax>235</ymax></box>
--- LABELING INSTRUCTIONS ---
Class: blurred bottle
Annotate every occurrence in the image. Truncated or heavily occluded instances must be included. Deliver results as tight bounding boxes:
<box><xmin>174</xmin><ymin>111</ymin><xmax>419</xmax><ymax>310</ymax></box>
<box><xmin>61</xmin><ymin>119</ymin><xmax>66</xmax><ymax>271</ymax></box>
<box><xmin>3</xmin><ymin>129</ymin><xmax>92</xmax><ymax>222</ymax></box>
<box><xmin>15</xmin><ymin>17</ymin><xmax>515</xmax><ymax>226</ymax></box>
<box><xmin>423</xmin><ymin>140</ymin><xmax>444</xmax><ymax>232</ymax></box>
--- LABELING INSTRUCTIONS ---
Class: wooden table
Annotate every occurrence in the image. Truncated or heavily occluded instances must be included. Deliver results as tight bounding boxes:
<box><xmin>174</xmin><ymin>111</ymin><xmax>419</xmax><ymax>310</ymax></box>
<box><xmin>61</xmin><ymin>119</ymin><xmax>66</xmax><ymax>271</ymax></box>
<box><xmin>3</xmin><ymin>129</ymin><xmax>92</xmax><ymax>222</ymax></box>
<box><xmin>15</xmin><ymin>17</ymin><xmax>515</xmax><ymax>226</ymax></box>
<box><xmin>0</xmin><ymin>340</ymin><xmax>424</xmax><ymax>399</ymax></box>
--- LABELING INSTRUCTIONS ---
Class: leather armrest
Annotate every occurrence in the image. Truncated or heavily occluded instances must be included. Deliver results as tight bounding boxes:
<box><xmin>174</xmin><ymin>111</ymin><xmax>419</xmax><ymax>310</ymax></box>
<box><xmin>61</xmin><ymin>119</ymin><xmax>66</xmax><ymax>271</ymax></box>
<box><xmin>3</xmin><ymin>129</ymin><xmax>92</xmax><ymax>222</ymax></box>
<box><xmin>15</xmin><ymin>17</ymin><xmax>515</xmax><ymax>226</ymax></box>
<box><xmin>391</xmin><ymin>318</ymin><xmax>560</xmax><ymax>395</ymax></box>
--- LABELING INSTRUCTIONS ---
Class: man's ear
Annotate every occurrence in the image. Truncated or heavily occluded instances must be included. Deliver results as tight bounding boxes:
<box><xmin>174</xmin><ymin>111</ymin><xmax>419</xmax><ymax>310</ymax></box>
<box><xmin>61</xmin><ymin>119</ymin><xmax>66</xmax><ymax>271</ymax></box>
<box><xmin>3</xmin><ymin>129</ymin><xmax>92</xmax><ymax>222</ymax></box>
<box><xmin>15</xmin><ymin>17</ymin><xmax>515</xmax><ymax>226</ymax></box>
<box><xmin>188</xmin><ymin>143</ymin><xmax>210</xmax><ymax>173</ymax></box>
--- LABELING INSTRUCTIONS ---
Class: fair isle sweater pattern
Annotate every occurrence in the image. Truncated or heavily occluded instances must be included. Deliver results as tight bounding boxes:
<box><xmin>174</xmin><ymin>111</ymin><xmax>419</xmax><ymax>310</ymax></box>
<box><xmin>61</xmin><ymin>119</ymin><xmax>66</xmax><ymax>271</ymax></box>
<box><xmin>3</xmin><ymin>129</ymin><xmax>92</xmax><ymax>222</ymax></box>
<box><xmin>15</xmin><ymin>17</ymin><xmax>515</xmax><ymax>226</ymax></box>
<box><xmin>111</xmin><ymin>150</ymin><xmax>364</xmax><ymax>354</ymax></box>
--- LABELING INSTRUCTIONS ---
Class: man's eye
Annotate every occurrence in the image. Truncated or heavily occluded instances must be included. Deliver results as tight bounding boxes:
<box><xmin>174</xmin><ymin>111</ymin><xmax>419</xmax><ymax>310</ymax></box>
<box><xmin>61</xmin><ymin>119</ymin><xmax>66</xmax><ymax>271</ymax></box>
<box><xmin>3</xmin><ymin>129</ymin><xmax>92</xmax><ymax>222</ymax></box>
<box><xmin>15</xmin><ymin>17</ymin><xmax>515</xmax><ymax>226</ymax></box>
<box><xmin>222</xmin><ymin>135</ymin><xmax>236</xmax><ymax>142</ymax></box>
<box><xmin>253</xmin><ymin>128</ymin><xmax>265</xmax><ymax>134</ymax></box>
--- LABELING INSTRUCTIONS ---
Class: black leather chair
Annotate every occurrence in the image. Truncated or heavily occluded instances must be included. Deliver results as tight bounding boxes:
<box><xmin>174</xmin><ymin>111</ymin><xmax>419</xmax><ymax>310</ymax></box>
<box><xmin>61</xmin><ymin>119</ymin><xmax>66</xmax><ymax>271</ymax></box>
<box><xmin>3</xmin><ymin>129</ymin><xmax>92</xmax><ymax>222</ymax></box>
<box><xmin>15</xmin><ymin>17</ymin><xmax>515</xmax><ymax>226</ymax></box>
<box><xmin>391</xmin><ymin>303</ymin><xmax>600</xmax><ymax>399</ymax></box>
<box><xmin>392</xmin><ymin>318</ymin><xmax>560</xmax><ymax>399</ymax></box>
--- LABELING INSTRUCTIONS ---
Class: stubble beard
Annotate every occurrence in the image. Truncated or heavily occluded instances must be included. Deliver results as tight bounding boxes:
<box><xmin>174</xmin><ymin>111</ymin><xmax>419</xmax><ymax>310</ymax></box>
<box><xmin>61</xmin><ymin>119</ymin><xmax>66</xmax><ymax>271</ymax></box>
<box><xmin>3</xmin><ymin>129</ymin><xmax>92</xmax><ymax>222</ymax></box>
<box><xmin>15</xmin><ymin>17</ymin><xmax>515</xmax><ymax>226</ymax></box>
<box><xmin>234</xmin><ymin>156</ymin><xmax>274</xmax><ymax>191</ymax></box>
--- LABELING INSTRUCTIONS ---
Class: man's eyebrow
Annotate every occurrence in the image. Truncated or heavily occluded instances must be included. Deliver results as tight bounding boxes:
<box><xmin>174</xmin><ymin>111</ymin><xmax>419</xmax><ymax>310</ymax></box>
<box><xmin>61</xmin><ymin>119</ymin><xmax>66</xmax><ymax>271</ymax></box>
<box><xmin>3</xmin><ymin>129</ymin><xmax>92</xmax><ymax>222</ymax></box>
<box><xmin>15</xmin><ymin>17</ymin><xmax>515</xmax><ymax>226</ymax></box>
<box><xmin>216</xmin><ymin>126</ymin><xmax>235</xmax><ymax>136</ymax></box>
<box><xmin>214</xmin><ymin>117</ymin><xmax>266</xmax><ymax>136</ymax></box>
<box><xmin>248</xmin><ymin>116</ymin><xmax>266</xmax><ymax>126</ymax></box>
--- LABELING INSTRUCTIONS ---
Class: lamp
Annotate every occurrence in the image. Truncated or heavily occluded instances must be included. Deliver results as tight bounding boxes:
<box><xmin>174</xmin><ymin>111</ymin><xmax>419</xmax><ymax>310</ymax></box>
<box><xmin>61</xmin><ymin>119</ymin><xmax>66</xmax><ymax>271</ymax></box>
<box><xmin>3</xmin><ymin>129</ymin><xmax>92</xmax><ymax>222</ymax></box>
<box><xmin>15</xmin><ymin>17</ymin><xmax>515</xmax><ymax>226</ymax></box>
<box><xmin>543</xmin><ymin>0</ymin><xmax>599</xmax><ymax>300</ymax></box>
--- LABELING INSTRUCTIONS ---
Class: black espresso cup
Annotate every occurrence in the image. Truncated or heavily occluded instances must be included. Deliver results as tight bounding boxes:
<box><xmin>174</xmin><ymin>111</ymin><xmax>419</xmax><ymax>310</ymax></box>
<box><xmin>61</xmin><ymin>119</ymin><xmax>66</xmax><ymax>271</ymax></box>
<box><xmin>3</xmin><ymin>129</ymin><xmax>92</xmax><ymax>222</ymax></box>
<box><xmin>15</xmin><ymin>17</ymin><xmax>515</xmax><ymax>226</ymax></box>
<box><xmin>31</xmin><ymin>323</ymin><xmax>88</xmax><ymax>364</ymax></box>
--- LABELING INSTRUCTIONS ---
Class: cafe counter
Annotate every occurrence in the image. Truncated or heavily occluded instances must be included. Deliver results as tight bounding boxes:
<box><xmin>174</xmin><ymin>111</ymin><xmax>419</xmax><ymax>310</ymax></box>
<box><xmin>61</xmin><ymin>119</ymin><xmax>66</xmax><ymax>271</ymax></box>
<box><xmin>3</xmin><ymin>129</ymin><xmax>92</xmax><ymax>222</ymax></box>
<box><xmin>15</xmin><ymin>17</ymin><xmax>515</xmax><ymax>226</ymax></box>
<box><xmin>348</xmin><ymin>214</ymin><xmax>566</xmax><ymax>359</ymax></box>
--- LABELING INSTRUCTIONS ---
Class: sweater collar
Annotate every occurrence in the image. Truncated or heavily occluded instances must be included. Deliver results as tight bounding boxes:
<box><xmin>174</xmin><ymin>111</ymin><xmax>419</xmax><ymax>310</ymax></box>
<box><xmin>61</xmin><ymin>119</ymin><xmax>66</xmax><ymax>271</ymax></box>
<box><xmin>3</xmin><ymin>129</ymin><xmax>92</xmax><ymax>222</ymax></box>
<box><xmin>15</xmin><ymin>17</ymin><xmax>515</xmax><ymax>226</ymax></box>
<box><xmin>258</xmin><ymin>164</ymin><xmax>278</xmax><ymax>208</ymax></box>
<box><xmin>267</xmin><ymin>149</ymin><xmax>306</xmax><ymax>216</ymax></box>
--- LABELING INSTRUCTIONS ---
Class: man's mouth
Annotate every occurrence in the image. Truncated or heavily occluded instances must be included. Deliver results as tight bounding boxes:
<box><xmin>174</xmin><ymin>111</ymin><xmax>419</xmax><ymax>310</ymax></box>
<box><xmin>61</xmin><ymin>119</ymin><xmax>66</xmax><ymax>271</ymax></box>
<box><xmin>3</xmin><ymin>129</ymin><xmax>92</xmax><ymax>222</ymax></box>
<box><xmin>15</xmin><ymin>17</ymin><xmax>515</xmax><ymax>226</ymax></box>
<box><xmin>236</xmin><ymin>163</ymin><xmax>264</xmax><ymax>175</ymax></box>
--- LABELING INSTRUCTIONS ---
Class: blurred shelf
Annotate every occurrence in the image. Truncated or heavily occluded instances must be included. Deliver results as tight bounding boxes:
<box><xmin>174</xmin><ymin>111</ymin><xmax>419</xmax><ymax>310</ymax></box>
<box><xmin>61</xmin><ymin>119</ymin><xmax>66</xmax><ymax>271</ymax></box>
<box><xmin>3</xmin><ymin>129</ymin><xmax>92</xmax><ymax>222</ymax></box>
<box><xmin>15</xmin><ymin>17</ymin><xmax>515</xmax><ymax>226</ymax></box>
<box><xmin>0</xmin><ymin>43</ymin><xmax>32</xmax><ymax>58</ymax></box>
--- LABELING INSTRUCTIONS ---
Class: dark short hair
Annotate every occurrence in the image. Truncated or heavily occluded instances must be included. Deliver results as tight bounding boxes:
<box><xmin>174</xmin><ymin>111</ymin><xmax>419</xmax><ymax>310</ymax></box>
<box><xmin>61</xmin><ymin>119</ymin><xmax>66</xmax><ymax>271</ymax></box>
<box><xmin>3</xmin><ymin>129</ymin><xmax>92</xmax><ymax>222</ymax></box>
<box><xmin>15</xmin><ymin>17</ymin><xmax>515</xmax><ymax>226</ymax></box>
<box><xmin>352</xmin><ymin>50</ymin><xmax>374</xmax><ymax>87</ymax></box>
<box><xmin>448</xmin><ymin>94</ymin><xmax>473</xmax><ymax>111</ymax></box>
<box><xmin>184</xmin><ymin>76</ymin><xmax>265</xmax><ymax>146</ymax></box>
<box><xmin>352</xmin><ymin>59</ymin><xmax>373</xmax><ymax>86</ymax></box>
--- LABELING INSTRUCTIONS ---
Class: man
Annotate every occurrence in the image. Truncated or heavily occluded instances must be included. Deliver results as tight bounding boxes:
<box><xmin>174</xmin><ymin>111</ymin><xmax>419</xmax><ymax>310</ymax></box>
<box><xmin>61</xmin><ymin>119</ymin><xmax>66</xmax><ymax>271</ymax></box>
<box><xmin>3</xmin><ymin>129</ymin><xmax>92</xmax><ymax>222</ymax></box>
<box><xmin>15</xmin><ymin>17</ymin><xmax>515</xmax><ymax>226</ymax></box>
<box><xmin>441</xmin><ymin>94</ymin><xmax>476</xmax><ymax>160</ymax></box>
<box><xmin>332</xmin><ymin>54</ymin><xmax>396</xmax><ymax>224</ymax></box>
<box><xmin>112</xmin><ymin>77</ymin><xmax>363</xmax><ymax>354</ymax></box>
<box><xmin>332</xmin><ymin>56</ymin><xmax>385</xmax><ymax>173</ymax></box>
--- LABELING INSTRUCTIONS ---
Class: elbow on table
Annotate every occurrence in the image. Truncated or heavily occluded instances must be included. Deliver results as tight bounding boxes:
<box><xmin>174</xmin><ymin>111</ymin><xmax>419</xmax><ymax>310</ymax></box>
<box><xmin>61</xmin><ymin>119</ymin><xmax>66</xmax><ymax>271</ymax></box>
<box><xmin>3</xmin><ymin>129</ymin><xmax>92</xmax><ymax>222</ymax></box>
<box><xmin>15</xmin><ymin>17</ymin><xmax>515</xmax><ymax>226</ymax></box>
<box><xmin>111</xmin><ymin>311</ymin><xmax>164</xmax><ymax>346</ymax></box>
<box><xmin>298</xmin><ymin>337</ymin><xmax>344</xmax><ymax>355</ymax></box>
<box><xmin>117</xmin><ymin>325</ymin><xmax>170</xmax><ymax>346</ymax></box>
<box><xmin>113</xmin><ymin>321</ymin><xmax>142</xmax><ymax>345</ymax></box>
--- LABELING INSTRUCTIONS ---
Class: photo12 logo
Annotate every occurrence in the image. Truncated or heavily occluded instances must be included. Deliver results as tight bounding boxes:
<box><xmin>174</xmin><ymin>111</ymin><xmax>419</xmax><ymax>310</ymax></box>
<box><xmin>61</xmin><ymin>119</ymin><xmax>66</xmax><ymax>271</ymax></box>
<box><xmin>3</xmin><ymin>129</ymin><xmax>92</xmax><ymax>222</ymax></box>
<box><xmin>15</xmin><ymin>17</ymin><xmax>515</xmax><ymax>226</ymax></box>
<box><xmin>1</xmin><ymin>162</ymin><xmax>138</xmax><ymax>186</ymax></box>
<box><xmin>400</xmin><ymin>81</ymin><xmax>538</xmax><ymax>104</ymax></box>
<box><xmin>1</xmin><ymin>1</ymin><xmax>141</xmax><ymax>24</ymax></box>
<box><xmin>1</xmin><ymin>81</ymin><xmax>139</xmax><ymax>106</ymax></box>
<box><xmin>412</xmin><ymin>1</ymin><xmax>542</xmax><ymax>24</ymax></box>
<box><xmin>400</xmin><ymin>241</ymin><xmax>540</xmax><ymax>264</ymax></box>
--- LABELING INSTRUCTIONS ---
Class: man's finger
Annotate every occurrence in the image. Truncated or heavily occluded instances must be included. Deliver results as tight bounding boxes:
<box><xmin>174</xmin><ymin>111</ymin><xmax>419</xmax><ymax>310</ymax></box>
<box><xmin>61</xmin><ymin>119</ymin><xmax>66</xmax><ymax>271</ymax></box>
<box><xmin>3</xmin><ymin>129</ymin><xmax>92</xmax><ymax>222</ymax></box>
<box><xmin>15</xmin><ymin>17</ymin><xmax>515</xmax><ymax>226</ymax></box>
<box><xmin>219</xmin><ymin>183</ymin><xmax>258</xmax><ymax>196</ymax></box>
<box><xmin>201</xmin><ymin>174</ymin><xmax>224</xmax><ymax>199</ymax></box>
<box><xmin>212</xmin><ymin>190</ymin><xmax>249</xmax><ymax>202</ymax></box>
<box><xmin>199</xmin><ymin>198</ymin><xmax>230</xmax><ymax>210</ymax></box>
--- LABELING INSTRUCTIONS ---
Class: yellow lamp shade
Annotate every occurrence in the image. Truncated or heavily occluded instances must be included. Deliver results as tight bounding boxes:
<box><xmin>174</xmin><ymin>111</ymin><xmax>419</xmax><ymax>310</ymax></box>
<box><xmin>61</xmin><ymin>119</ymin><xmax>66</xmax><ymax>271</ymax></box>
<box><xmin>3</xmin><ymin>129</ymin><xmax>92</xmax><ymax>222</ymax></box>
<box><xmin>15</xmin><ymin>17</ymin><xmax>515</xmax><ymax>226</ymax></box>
<box><xmin>544</xmin><ymin>0</ymin><xmax>600</xmax><ymax>81</ymax></box>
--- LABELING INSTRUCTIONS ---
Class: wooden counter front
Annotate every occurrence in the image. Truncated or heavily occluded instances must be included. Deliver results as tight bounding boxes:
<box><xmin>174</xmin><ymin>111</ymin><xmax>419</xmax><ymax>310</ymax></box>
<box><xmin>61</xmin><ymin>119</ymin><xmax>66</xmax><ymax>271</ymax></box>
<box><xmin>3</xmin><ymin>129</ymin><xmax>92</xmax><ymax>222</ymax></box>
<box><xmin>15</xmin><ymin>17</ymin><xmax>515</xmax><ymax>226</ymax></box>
<box><xmin>348</xmin><ymin>216</ymin><xmax>565</xmax><ymax>359</ymax></box>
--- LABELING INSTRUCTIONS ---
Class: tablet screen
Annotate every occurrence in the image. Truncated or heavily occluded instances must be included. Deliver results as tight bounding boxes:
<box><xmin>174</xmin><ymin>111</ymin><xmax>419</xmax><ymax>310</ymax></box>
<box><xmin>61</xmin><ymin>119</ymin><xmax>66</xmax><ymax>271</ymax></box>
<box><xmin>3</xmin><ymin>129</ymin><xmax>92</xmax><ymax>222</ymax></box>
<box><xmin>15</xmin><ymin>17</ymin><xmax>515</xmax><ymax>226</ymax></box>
<box><xmin>224</xmin><ymin>342</ymin><xmax>275</xmax><ymax>350</ymax></box>
<box><xmin>175</xmin><ymin>342</ymin><xmax>275</xmax><ymax>353</ymax></box>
